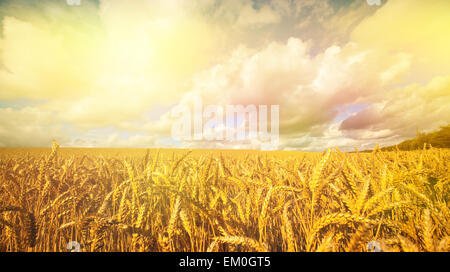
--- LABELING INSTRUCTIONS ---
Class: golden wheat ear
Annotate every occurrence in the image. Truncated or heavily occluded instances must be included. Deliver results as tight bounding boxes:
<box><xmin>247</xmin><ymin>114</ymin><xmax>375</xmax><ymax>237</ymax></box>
<box><xmin>0</xmin><ymin>206</ymin><xmax>37</xmax><ymax>248</ymax></box>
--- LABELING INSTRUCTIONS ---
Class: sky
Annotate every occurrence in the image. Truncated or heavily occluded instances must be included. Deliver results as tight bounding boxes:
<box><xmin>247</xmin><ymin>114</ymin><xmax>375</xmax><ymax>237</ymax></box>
<box><xmin>0</xmin><ymin>0</ymin><xmax>449</xmax><ymax>151</ymax></box>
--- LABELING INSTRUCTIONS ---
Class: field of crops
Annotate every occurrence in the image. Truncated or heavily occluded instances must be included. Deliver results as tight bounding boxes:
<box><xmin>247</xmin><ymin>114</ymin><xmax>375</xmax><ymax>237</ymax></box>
<box><xmin>0</xmin><ymin>141</ymin><xmax>448</xmax><ymax>252</ymax></box>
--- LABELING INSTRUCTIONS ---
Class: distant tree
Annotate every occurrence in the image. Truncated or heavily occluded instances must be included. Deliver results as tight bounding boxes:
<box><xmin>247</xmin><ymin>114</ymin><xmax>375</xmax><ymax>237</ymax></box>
<box><xmin>380</xmin><ymin>125</ymin><xmax>450</xmax><ymax>151</ymax></box>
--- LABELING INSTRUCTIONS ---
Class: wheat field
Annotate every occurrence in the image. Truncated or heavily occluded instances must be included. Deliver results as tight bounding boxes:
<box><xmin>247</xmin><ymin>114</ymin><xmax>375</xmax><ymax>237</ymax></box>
<box><xmin>0</xmin><ymin>141</ymin><xmax>448</xmax><ymax>252</ymax></box>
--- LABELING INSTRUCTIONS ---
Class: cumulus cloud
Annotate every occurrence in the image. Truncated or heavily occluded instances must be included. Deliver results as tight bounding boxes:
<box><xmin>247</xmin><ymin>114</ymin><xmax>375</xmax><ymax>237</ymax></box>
<box><xmin>0</xmin><ymin>107</ymin><xmax>69</xmax><ymax>147</ymax></box>
<box><xmin>341</xmin><ymin>76</ymin><xmax>450</xmax><ymax>137</ymax></box>
<box><xmin>165</xmin><ymin>37</ymin><xmax>415</xmax><ymax>147</ymax></box>
<box><xmin>0</xmin><ymin>0</ymin><xmax>449</xmax><ymax>151</ymax></box>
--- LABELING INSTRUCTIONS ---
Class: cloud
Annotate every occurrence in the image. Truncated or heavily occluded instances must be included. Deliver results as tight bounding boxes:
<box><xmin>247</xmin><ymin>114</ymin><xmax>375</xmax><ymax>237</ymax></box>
<box><xmin>0</xmin><ymin>107</ymin><xmax>69</xmax><ymax>147</ymax></box>
<box><xmin>351</xmin><ymin>0</ymin><xmax>450</xmax><ymax>79</ymax></box>
<box><xmin>340</xmin><ymin>106</ymin><xmax>382</xmax><ymax>131</ymax></box>
<box><xmin>0</xmin><ymin>0</ymin><xmax>223</xmax><ymax>128</ymax></box>
<box><xmin>340</xmin><ymin>75</ymin><xmax>450</xmax><ymax>138</ymax></box>
<box><xmin>149</xmin><ymin>35</ymin><xmax>421</xmax><ymax>150</ymax></box>
<box><xmin>201</xmin><ymin>0</ymin><xmax>281</xmax><ymax>28</ymax></box>
<box><xmin>0</xmin><ymin>0</ymin><xmax>449</xmax><ymax>151</ymax></box>
<box><xmin>0</xmin><ymin>16</ymin><xmax>101</xmax><ymax>100</ymax></box>
<box><xmin>234</xmin><ymin>3</ymin><xmax>281</xmax><ymax>28</ymax></box>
